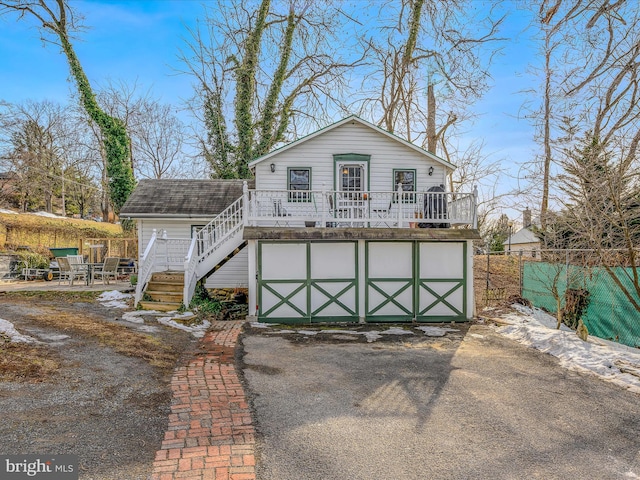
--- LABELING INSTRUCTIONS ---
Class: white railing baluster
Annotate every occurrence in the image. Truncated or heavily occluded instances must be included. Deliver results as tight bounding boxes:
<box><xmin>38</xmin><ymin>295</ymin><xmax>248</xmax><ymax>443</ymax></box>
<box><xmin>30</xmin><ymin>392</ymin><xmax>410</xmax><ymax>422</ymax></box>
<box><xmin>245</xmin><ymin>188</ymin><xmax>476</xmax><ymax>228</ymax></box>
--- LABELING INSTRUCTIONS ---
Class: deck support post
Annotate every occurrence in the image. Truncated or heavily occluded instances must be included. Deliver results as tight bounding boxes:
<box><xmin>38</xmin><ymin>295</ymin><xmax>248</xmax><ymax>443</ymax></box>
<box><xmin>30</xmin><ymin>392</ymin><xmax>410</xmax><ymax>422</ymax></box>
<box><xmin>248</xmin><ymin>240</ymin><xmax>257</xmax><ymax>316</ymax></box>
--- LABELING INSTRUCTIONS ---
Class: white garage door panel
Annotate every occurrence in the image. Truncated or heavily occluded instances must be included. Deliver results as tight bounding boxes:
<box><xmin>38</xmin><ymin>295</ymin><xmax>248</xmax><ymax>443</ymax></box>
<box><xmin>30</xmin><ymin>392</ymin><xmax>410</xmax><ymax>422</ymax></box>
<box><xmin>367</xmin><ymin>242</ymin><xmax>412</xmax><ymax>278</ymax></box>
<box><xmin>310</xmin><ymin>243</ymin><xmax>355</xmax><ymax>278</ymax></box>
<box><xmin>420</xmin><ymin>242</ymin><xmax>464</xmax><ymax>278</ymax></box>
<box><xmin>262</xmin><ymin>243</ymin><xmax>307</xmax><ymax>280</ymax></box>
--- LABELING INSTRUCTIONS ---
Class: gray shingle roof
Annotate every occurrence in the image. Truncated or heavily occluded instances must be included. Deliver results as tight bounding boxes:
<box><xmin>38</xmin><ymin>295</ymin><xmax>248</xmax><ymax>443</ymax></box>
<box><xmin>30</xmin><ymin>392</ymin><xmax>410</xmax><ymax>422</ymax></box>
<box><xmin>120</xmin><ymin>179</ymin><xmax>254</xmax><ymax>218</ymax></box>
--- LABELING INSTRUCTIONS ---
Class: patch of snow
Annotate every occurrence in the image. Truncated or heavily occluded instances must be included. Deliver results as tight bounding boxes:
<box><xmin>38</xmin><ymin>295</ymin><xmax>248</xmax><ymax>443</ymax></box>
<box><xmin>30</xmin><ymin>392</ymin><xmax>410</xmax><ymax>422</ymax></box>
<box><xmin>250</xmin><ymin>322</ymin><xmax>272</xmax><ymax>329</ymax></box>
<box><xmin>362</xmin><ymin>331</ymin><xmax>383</xmax><ymax>342</ymax></box>
<box><xmin>416</xmin><ymin>326</ymin><xmax>458</xmax><ymax>337</ymax></box>
<box><xmin>319</xmin><ymin>329</ymin><xmax>360</xmax><ymax>335</ymax></box>
<box><xmin>121</xmin><ymin>311</ymin><xmax>146</xmax><ymax>324</ymax></box>
<box><xmin>0</xmin><ymin>208</ymin><xmax>17</xmax><ymax>214</ymax></box>
<box><xmin>36</xmin><ymin>333</ymin><xmax>70</xmax><ymax>342</ymax></box>
<box><xmin>97</xmin><ymin>290</ymin><xmax>132</xmax><ymax>309</ymax></box>
<box><xmin>136</xmin><ymin>310</ymin><xmax>164</xmax><ymax>316</ymax></box>
<box><xmin>297</xmin><ymin>330</ymin><xmax>319</xmax><ymax>336</ymax></box>
<box><xmin>384</xmin><ymin>327</ymin><xmax>414</xmax><ymax>336</ymax></box>
<box><xmin>296</xmin><ymin>327</ymin><xmax>413</xmax><ymax>342</ymax></box>
<box><xmin>32</xmin><ymin>211</ymin><xmax>61</xmax><ymax>218</ymax></box>
<box><xmin>494</xmin><ymin>308</ymin><xmax>640</xmax><ymax>394</ymax></box>
<box><xmin>0</xmin><ymin>318</ymin><xmax>39</xmax><ymax>343</ymax></box>
<box><xmin>511</xmin><ymin>304</ymin><xmax>573</xmax><ymax>331</ymax></box>
<box><xmin>157</xmin><ymin>313</ymin><xmax>209</xmax><ymax>338</ymax></box>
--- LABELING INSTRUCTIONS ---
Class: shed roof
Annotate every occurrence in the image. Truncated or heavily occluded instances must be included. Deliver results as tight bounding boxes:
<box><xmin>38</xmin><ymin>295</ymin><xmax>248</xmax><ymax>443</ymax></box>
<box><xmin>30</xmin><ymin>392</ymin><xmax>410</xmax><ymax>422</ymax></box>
<box><xmin>120</xmin><ymin>179</ymin><xmax>254</xmax><ymax>218</ymax></box>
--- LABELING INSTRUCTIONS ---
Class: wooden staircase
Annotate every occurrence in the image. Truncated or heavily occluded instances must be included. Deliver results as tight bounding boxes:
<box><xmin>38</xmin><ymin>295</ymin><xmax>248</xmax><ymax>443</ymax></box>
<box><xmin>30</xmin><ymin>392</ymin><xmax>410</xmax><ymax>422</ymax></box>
<box><xmin>138</xmin><ymin>271</ymin><xmax>184</xmax><ymax>312</ymax></box>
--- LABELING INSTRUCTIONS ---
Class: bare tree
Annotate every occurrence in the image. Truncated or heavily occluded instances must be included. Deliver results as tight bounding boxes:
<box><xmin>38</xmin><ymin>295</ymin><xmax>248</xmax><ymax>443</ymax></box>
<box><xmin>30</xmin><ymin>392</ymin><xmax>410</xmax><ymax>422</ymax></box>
<box><xmin>524</xmin><ymin>0</ymin><xmax>640</xmax><ymax>226</ymax></box>
<box><xmin>132</xmin><ymin>101</ymin><xmax>186</xmax><ymax>179</ymax></box>
<box><xmin>358</xmin><ymin>0</ymin><xmax>505</xmax><ymax>152</ymax></box>
<box><xmin>0</xmin><ymin>0</ymin><xmax>136</xmax><ymax>219</ymax></box>
<box><xmin>179</xmin><ymin>0</ymin><xmax>365</xmax><ymax>178</ymax></box>
<box><xmin>0</xmin><ymin>100</ymin><xmax>69</xmax><ymax>212</ymax></box>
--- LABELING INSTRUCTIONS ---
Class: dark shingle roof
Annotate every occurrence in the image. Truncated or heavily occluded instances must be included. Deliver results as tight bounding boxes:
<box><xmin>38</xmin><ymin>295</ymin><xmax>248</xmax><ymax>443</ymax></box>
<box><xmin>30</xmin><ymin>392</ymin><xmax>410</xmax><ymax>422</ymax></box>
<box><xmin>120</xmin><ymin>179</ymin><xmax>254</xmax><ymax>217</ymax></box>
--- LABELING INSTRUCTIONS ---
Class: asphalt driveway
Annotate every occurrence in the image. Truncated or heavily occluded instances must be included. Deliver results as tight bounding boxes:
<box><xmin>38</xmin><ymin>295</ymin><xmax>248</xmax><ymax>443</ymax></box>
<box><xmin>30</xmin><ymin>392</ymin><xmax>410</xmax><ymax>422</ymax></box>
<box><xmin>241</xmin><ymin>324</ymin><xmax>640</xmax><ymax>480</ymax></box>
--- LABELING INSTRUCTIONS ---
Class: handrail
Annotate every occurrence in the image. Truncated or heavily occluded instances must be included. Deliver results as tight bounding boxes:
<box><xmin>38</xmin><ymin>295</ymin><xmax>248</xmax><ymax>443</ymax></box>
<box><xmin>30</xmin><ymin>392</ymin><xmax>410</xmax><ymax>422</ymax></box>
<box><xmin>183</xmin><ymin>195</ymin><xmax>245</xmax><ymax>306</ymax></box>
<box><xmin>134</xmin><ymin>229</ymin><xmax>158</xmax><ymax>307</ymax></box>
<box><xmin>183</xmin><ymin>237</ymin><xmax>198</xmax><ymax>309</ymax></box>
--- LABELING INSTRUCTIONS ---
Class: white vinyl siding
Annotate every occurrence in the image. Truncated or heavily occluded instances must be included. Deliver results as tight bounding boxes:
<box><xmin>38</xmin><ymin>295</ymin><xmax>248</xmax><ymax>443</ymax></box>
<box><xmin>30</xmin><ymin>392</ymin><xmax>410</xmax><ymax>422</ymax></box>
<box><xmin>254</xmin><ymin>121</ymin><xmax>446</xmax><ymax>193</ymax></box>
<box><xmin>204</xmin><ymin>249</ymin><xmax>249</xmax><ymax>288</ymax></box>
<box><xmin>137</xmin><ymin>217</ymin><xmax>248</xmax><ymax>287</ymax></box>
<box><xmin>138</xmin><ymin>219</ymin><xmax>205</xmax><ymax>250</ymax></box>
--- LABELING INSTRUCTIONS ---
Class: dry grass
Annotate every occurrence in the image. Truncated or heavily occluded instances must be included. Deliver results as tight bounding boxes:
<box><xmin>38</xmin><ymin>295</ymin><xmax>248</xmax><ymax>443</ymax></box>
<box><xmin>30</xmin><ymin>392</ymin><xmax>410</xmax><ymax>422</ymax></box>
<box><xmin>29</xmin><ymin>310</ymin><xmax>178</xmax><ymax>370</ymax></box>
<box><xmin>0</xmin><ymin>292</ymin><xmax>180</xmax><ymax>381</ymax></box>
<box><xmin>0</xmin><ymin>212</ymin><xmax>122</xmax><ymax>235</ymax></box>
<box><xmin>0</xmin><ymin>338</ymin><xmax>60</xmax><ymax>382</ymax></box>
<box><xmin>0</xmin><ymin>212</ymin><xmax>124</xmax><ymax>254</ymax></box>
<box><xmin>474</xmin><ymin>254</ymin><xmax>523</xmax><ymax>308</ymax></box>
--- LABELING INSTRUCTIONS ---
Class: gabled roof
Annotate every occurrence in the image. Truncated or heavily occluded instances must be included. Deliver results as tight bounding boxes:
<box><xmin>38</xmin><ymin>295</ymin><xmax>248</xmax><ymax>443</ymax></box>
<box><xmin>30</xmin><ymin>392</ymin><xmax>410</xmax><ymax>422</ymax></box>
<box><xmin>120</xmin><ymin>179</ymin><xmax>254</xmax><ymax>218</ymax></box>
<box><xmin>248</xmin><ymin>115</ymin><xmax>456</xmax><ymax>171</ymax></box>
<box><xmin>508</xmin><ymin>227</ymin><xmax>540</xmax><ymax>245</ymax></box>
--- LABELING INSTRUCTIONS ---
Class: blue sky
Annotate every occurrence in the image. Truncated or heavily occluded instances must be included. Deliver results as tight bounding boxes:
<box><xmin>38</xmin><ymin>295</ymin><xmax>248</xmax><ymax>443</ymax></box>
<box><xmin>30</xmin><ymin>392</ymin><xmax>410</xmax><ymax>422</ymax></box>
<box><xmin>0</xmin><ymin>1</ymin><xmax>539</xmax><ymax>220</ymax></box>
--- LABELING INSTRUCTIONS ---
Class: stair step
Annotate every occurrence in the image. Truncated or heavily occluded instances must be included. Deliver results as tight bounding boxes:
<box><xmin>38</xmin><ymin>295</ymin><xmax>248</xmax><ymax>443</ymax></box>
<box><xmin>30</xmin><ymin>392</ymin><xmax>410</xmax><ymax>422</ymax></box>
<box><xmin>147</xmin><ymin>281</ymin><xmax>183</xmax><ymax>292</ymax></box>
<box><xmin>146</xmin><ymin>291</ymin><xmax>183</xmax><ymax>303</ymax></box>
<box><xmin>138</xmin><ymin>301</ymin><xmax>182</xmax><ymax>312</ymax></box>
<box><xmin>151</xmin><ymin>272</ymin><xmax>185</xmax><ymax>283</ymax></box>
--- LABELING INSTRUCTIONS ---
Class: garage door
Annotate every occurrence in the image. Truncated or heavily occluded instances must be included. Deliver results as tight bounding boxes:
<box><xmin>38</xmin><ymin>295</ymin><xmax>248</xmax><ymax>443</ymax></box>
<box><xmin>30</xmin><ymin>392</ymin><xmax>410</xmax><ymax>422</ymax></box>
<box><xmin>365</xmin><ymin>241</ymin><xmax>467</xmax><ymax>322</ymax></box>
<box><xmin>258</xmin><ymin>240</ymin><xmax>467</xmax><ymax>323</ymax></box>
<box><xmin>258</xmin><ymin>242</ymin><xmax>358</xmax><ymax>323</ymax></box>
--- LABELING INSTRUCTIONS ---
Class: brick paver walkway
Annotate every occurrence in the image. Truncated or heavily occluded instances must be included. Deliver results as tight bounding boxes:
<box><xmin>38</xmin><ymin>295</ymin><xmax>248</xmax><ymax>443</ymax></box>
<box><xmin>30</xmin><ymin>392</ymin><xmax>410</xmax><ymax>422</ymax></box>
<box><xmin>152</xmin><ymin>321</ymin><xmax>255</xmax><ymax>480</ymax></box>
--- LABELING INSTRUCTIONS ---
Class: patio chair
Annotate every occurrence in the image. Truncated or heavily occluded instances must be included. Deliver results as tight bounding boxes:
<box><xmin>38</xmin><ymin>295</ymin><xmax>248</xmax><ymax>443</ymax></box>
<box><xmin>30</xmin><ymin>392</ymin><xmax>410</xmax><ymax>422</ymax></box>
<box><xmin>57</xmin><ymin>256</ymin><xmax>86</xmax><ymax>286</ymax></box>
<box><xmin>93</xmin><ymin>257</ymin><xmax>120</xmax><ymax>285</ymax></box>
<box><xmin>325</xmin><ymin>194</ymin><xmax>338</xmax><ymax>227</ymax></box>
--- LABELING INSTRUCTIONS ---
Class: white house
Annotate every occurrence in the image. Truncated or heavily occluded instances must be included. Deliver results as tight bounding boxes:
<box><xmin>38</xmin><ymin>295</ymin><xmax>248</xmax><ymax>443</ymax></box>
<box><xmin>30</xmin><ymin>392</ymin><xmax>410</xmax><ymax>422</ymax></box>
<box><xmin>121</xmin><ymin>115</ymin><xmax>480</xmax><ymax>323</ymax></box>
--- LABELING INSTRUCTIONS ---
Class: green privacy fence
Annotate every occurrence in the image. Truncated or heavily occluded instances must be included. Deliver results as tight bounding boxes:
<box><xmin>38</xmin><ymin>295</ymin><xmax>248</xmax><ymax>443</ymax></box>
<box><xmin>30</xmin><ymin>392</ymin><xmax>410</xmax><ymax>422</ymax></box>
<box><xmin>522</xmin><ymin>261</ymin><xmax>640</xmax><ymax>348</ymax></box>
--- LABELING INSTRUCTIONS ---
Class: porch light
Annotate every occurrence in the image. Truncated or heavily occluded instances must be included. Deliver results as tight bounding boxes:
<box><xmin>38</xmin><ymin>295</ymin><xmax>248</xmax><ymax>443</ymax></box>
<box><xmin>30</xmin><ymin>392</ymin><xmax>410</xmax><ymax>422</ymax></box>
<box><xmin>270</xmin><ymin>163</ymin><xmax>276</xmax><ymax>173</ymax></box>
<box><xmin>428</xmin><ymin>166</ymin><xmax>434</xmax><ymax>176</ymax></box>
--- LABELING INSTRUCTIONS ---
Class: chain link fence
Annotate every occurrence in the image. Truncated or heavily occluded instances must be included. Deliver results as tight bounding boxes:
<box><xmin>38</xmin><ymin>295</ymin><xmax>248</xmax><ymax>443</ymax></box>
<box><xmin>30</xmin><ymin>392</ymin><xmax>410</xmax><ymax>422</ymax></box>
<box><xmin>475</xmin><ymin>249</ymin><xmax>640</xmax><ymax>348</ymax></box>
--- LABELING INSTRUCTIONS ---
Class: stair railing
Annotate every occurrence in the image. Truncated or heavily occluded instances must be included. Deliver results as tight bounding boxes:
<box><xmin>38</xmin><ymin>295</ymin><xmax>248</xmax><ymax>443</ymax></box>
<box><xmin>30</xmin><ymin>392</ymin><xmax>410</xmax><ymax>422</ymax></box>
<box><xmin>135</xmin><ymin>229</ymin><xmax>158</xmax><ymax>307</ymax></box>
<box><xmin>183</xmin><ymin>190</ymin><xmax>246</xmax><ymax>306</ymax></box>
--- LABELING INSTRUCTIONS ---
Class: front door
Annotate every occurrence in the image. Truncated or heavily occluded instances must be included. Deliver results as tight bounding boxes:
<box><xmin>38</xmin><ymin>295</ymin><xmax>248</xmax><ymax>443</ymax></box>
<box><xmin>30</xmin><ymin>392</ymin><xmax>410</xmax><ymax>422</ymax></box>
<box><xmin>336</xmin><ymin>161</ymin><xmax>368</xmax><ymax>222</ymax></box>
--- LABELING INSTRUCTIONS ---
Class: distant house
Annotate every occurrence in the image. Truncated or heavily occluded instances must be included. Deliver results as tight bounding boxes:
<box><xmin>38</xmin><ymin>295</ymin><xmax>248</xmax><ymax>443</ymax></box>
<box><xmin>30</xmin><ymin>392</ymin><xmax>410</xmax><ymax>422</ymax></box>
<box><xmin>506</xmin><ymin>209</ymin><xmax>540</xmax><ymax>255</ymax></box>
<box><xmin>122</xmin><ymin>115</ymin><xmax>481</xmax><ymax>323</ymax></box>
<box><xmin>506</xmin><ymin>228</ymin><xmax>540</xmax><ymax>254</ymax></box>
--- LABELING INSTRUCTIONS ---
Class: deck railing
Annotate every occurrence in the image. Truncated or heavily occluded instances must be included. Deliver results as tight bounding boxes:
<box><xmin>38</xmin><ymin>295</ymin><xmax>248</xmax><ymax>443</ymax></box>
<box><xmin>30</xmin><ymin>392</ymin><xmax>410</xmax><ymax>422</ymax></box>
<box><xmin>137</xmin><ymin>183</ymin><xmax>477</xmax><ymax>308</ymax></box>
<box><xmin>135</xmin><ymin>229</ymin><xmax>158</xmax><ymax>307</ymax></box>
<box><xmin>135</xmin><ymin>231</ymin><xmax>191</xmax><ymax>307</ymax></box>
<box><xmin>246</xmin><ymin>186</ymin><xmax>477</xmax><ymax>228</ymax></box>
<box><xmin>183</xmin><ymin>195</ymin><xmax>245</xmax><ymax>306</ymax></box>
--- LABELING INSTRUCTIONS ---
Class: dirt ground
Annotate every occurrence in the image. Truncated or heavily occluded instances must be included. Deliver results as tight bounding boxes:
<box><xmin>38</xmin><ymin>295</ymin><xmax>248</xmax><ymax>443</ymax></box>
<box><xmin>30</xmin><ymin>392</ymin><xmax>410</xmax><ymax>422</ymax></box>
<box><xmin>0</xmin><ymin>292</ymin><xmax>196</xmax><ymax>480</ymax></box>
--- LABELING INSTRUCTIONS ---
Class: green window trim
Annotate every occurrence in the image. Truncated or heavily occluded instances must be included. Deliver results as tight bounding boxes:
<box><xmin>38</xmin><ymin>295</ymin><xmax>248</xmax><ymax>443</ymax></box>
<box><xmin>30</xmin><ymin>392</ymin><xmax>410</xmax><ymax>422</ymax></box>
<box><xmin>333</xmin><ymin>154</ymin><xmax>371</xmax><ymax>191</ymax></box>
<box><xmin>288</xmin><ymin>167</ymin><xmax>311</xmax><ymax>202</ymax></box>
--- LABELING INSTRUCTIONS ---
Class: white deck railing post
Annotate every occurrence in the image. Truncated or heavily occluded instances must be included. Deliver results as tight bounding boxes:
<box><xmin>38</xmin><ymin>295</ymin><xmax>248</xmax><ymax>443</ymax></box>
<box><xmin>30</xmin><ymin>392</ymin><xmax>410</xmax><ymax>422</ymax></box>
<box><xmin>396</xmin><ymin>184</ymin><xmax>404</xmax><ymax>228</ymax></box>
<box><xmin>321</xmin><ymin>183</ymin><xmax>327</xmax><ymax>228</ymax></box>
<box><xmin>242</xmin><ymin>181</ymin><xmax>249</xmax><ymax>226</ymax></box>
<box><xmin>472</xmin><ymin>185</ymin><xmax>478</xmax><ymax>229</ymax></box>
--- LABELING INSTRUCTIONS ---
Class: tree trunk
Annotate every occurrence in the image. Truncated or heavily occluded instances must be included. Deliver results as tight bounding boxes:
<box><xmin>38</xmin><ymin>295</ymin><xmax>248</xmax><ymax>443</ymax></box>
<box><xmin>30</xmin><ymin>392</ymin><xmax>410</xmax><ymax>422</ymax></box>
<box><xmin>427</xmin><ymin>82</ymin><xmax>436</xmax><ymax>154</ymax></box>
